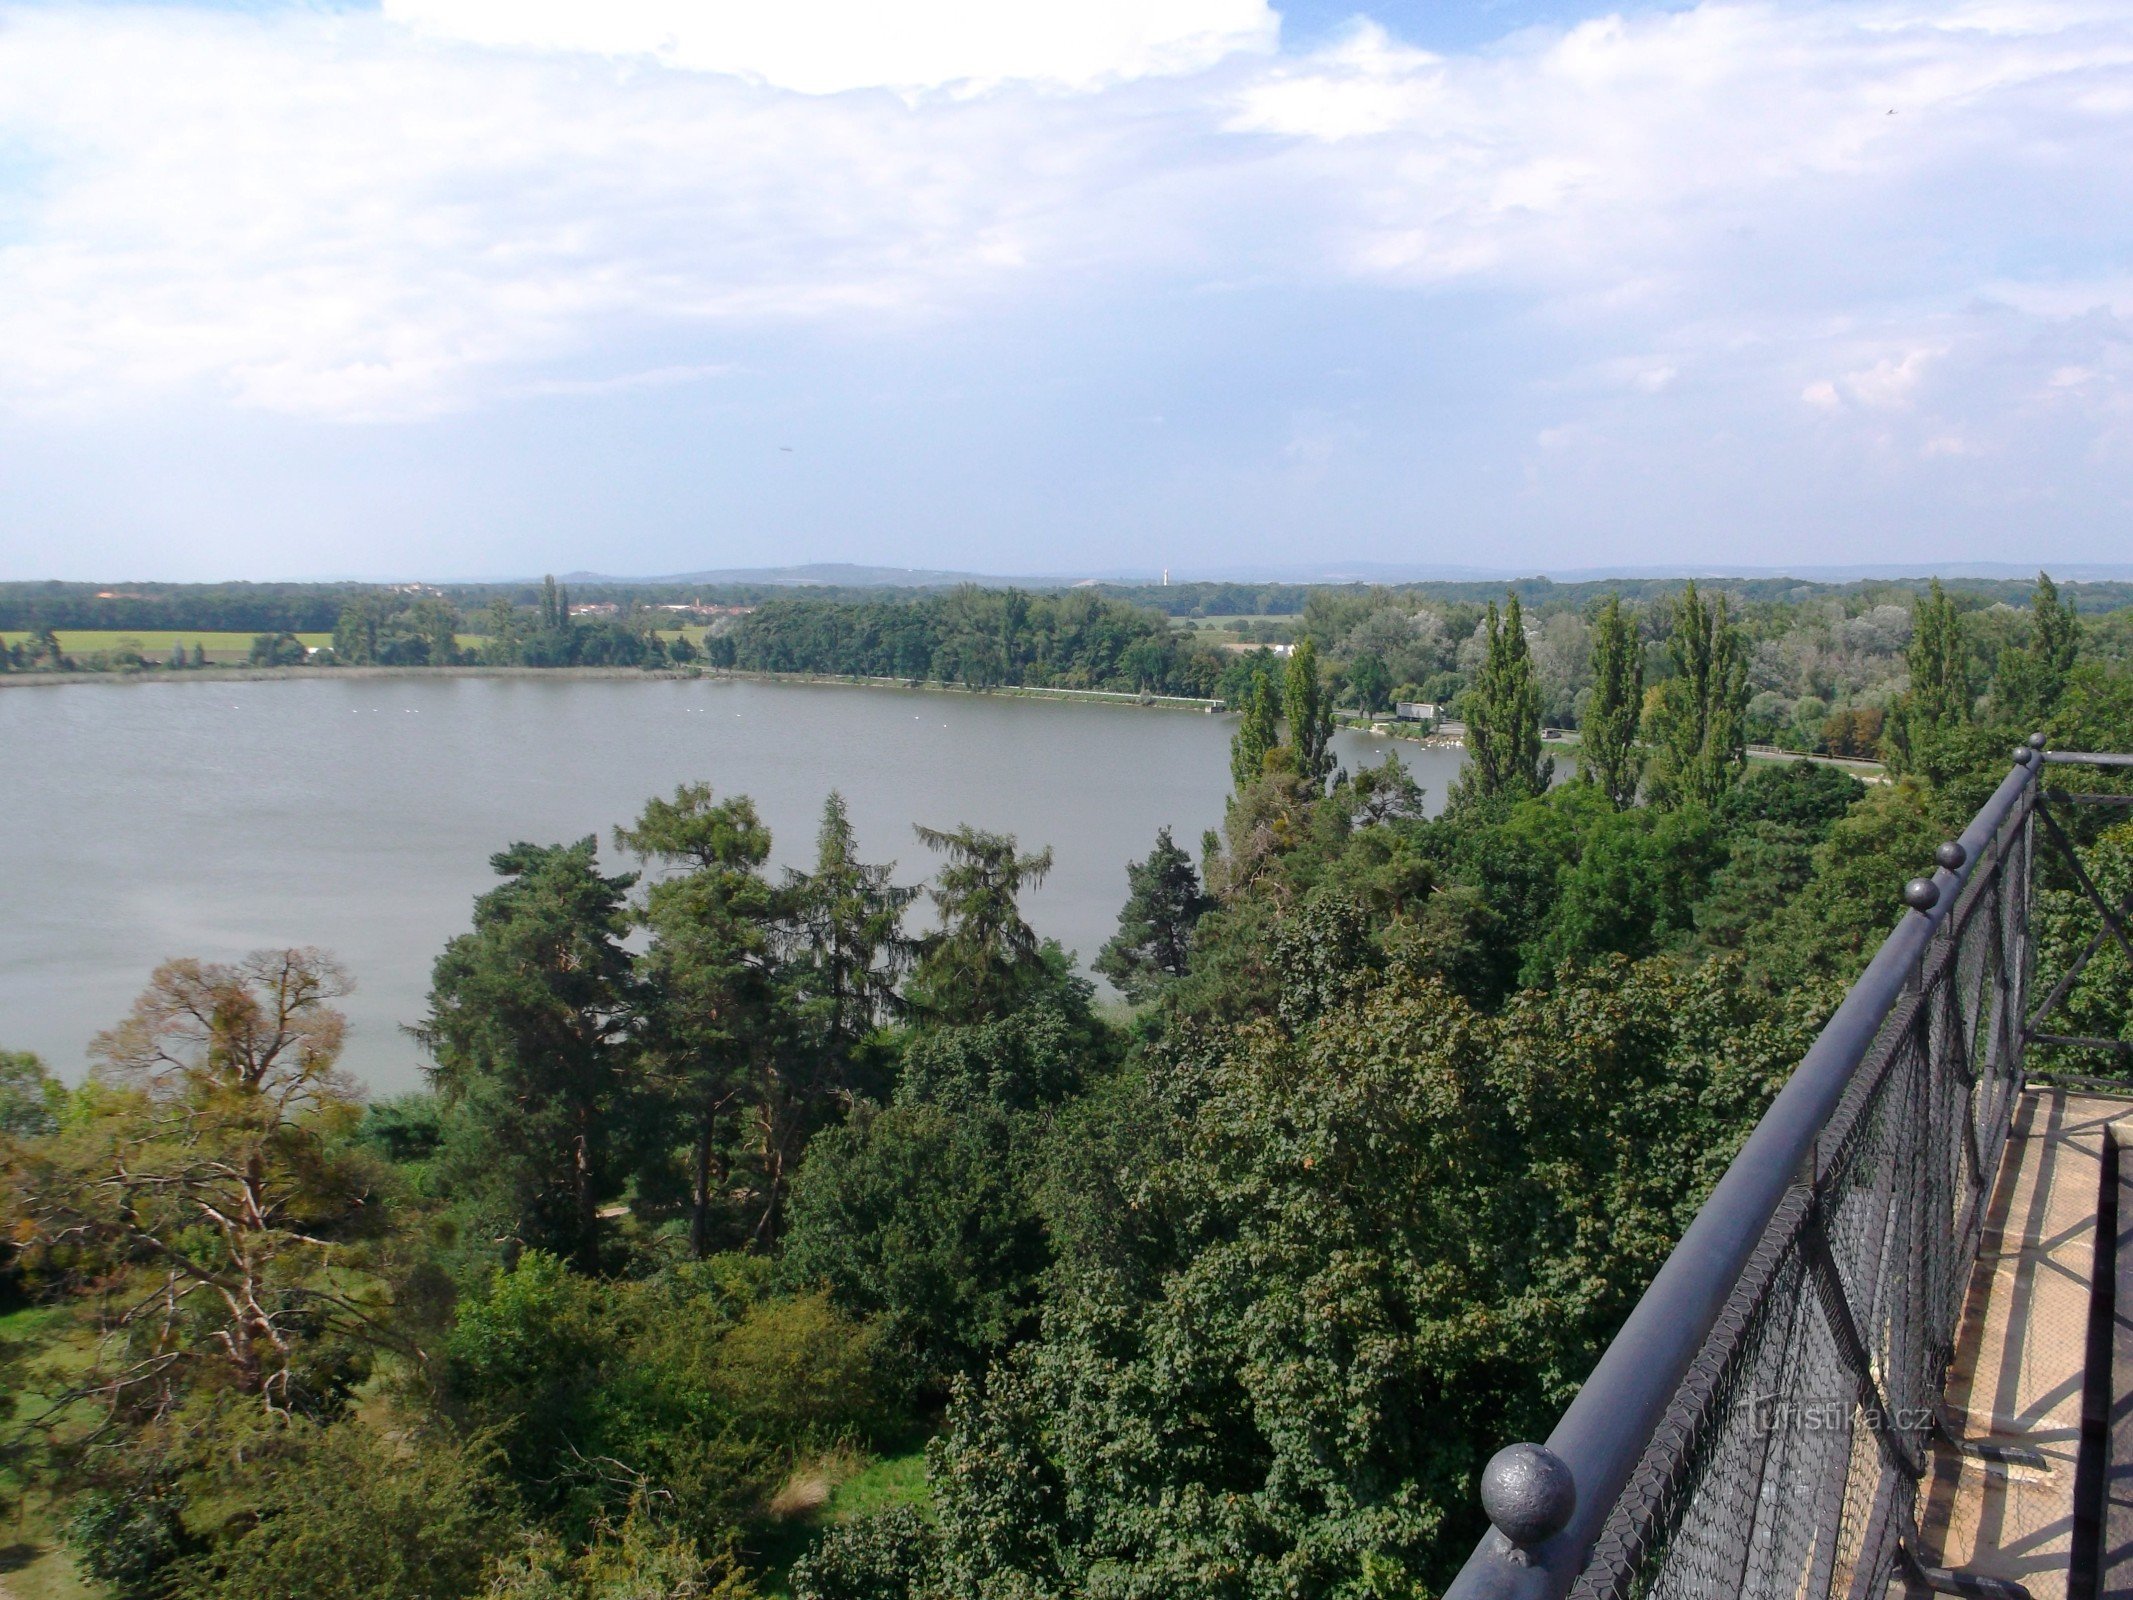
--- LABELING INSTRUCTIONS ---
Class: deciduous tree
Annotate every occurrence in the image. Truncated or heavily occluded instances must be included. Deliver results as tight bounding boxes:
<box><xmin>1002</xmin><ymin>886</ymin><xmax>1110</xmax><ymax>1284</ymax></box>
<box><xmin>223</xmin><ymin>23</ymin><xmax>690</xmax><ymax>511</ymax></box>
<box><xmin>1451</xmin><ymin>593</ymin><xmax>1551</xmax><ymax>806</ymax></box>
<box><xmin>1581</xmin><ymin>594</ymin><xmax>1644</xmax><ymax>806</ymax></box>
<box><xmin>1645</xmin><ymin>582</ymin><xmax>1748</xmax><ymax>810</ymax></box>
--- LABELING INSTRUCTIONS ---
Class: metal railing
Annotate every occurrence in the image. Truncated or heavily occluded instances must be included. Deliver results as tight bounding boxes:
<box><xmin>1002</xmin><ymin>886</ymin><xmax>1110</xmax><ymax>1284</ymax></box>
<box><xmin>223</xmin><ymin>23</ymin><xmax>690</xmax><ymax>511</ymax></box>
<box><xmin>1445</xmin><ymin>740</ymin><xmax>2132</xmax><ymax>1600</ymax></box>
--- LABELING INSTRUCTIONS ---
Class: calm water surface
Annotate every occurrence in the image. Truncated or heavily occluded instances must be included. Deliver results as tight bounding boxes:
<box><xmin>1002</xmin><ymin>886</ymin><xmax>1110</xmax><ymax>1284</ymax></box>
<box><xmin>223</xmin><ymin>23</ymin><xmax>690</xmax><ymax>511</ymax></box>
<box><xmin>4</xmin><ymin>676</ymin><xmax>1463</xmax><ymax>1092</ymax></box>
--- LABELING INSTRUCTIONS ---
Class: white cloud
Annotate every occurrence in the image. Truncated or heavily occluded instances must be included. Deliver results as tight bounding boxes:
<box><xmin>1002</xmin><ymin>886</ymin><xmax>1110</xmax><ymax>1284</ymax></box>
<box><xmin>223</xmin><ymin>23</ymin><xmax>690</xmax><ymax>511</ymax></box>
<box><xmin>381</xmin><ymin>0</ymin><xmax>1279</xmax><ymax>94</ymax></box>
<box><xmin>0</xmin><ymin>0</ymin><xmax>2130</xmax><ymax>428</ymax></box>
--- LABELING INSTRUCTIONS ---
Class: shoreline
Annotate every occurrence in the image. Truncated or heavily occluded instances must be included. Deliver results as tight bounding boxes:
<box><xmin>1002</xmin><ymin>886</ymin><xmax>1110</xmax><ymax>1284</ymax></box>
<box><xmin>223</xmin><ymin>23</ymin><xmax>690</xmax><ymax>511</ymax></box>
<box><xmin>0</xmin><ymin>662</ymin><xmax>1231</xmax><ymax>715</ymax></box>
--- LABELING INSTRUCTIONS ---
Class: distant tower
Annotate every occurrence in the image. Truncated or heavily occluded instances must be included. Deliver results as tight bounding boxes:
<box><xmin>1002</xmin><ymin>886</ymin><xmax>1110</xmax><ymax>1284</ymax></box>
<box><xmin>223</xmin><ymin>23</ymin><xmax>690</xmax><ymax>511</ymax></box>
<box><xmin>1162</xmin><ymin>567</ymin><xmax>1170</xmax><ymax>586</ymax></box>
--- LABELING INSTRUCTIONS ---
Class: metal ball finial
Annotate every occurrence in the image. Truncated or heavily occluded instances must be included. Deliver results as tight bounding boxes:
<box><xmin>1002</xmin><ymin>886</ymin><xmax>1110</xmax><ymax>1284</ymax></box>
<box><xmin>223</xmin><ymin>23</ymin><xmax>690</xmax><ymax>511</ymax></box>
<box><xmin>1935</xmin><ymin>841</ymin><xmax>1967</xmax><ymax>872</ymax></box>
<box><xmin>1481</xmin><ymin>1443</ymin><xmax>1576</xmax><ymax>1550</ymax></box>
<box><xmin>1903</xmin><ymin>877</ymin><xmax>1941</xmax><ymax>911</ymax></box>
<box><xmin>2028</xmin><ymin>732</ymin><xmax>2047</xmax><ymax>749</ymax></box>
<box><xmin>2013</xmin><ymin>747</ymin><xmax>2034</xmax><ymax>766</ymax></box>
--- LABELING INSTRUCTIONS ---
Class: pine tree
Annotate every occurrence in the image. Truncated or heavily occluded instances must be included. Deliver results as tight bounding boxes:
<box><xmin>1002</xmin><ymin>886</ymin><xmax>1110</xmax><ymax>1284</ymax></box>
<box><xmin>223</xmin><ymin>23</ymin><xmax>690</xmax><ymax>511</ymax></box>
<box><xmin>615</xmin><ymin>785</ymin><xmax>783</xmax><ymax>1254</ymax></box>
<box><xmin>419</xmin><ymin>838</ymin><xmax>642</xmax><ymax>1272</ymax></box>
<box><xmin>1094</xmin><ymin>827</ymin><xmax>1211</xmax><ymax>1002</ymax></box>
<box><xmin>1645</xmin><ymin>582</ymin><xmax>1748</xmax><ymax>810</ymax></box>
<box><xmin>1581</xmin><ymin>594</ymin><xmax>1644</xmax><ymax>807</ymax></box>
<box><xmin>1451</xmin><ymin>594</ymin><xmax>1551</xmax><ymax>806</ymax></box>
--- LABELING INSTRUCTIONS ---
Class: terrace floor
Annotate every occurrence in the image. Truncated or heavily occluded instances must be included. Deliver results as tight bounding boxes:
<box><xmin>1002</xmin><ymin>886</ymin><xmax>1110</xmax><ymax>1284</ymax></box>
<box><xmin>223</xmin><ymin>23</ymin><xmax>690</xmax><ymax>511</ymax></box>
<box><xmin>1911</xmin><ymin>1088</ymin><xmax>2133</xmax><ymax>1600</ymax></box>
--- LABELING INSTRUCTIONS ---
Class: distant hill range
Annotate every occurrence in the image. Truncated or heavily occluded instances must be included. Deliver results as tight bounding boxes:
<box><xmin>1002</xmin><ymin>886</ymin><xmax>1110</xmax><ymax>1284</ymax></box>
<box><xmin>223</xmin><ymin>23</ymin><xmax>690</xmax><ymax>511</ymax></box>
<box><xmin>557</xmin><ymin>562</ymin><xmax>997</xmax><ymax>588</ymax></box>
<box><xmin>551</xmin><ymin>559</ymin><xmax>2133</xmax><ymax>587</ymax></box>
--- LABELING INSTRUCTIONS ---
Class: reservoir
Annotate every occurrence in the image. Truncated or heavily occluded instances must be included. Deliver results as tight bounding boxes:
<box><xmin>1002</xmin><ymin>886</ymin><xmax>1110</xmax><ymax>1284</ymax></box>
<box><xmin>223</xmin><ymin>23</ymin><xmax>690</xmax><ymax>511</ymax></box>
<box><xmin>3</xmin><ymin>675</ymin><xmax>1462</xmax><ymax>1092</ymax></box>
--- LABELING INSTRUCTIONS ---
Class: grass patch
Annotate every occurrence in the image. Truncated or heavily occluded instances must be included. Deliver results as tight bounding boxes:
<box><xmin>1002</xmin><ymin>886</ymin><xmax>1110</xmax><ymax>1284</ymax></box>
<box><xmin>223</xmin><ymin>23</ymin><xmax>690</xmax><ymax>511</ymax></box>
<box><xmin>751</xmin><ymin>1445</ymin><xmax>933</xmax><ymax>1597</ymax></box>
<box><xmin>0</xmin><ymin>1303</ymin><xmax>99</xmax><ymax>1600</ymax></box>
<box><xmin>1</xmin><ymin>630</ymin><xmax>335</xmax><ymax>665</ymax></box>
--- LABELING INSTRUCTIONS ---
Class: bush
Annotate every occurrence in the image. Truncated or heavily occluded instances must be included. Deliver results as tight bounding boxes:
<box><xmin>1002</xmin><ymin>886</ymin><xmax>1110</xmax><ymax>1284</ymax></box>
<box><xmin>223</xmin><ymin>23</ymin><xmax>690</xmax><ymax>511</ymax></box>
<box><xmin>791</xmin><ymin>1508</ymin><xmax>941</xmax><ymax>1600</ymax></box>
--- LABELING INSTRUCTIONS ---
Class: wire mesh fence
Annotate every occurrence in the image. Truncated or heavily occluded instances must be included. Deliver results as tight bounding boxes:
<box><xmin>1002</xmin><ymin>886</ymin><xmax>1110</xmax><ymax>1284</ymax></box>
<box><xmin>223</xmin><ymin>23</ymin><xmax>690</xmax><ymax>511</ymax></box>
<box><xmin>1556</xmin><ymin>785</ymin><xmax>2033</xmax><ymax>1600</ymax></box>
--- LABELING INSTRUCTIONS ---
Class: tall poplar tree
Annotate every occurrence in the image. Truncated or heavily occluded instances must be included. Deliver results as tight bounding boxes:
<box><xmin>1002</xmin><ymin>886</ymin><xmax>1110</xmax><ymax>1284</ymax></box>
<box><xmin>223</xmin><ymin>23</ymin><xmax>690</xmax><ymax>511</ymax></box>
<box><xmin>1582</xmin><ymin>594</ymin><xmax>1644</xmax><ymax>807</ymax></box>
<box><xmin>1230</xmin><ymin>667</ymin><xmax>1281</xmax><ymax>790</ymax></box>
<box><xmin>1451</xmin><ymin>593</ymin><xmax>1551</xmax><ymax>806</ymax></box>
<box><xmin>1645</xmin><ymin>582</ymin><xmax>1748</xmax><ymax>810</ymax></box>
<box><xmin>1996</xmin><ymin>571</ymin><xmax>2080</xmax><ymax>722</ymax></box>
<box><xmin>1909</xmin><ymin>579</ymin><xmax>1971</xmax><ymax>729</ymax></box>
<box><xmin>1283</xmin><ymin>637</ymin><xmax>1336</xmax><ymax>787</ymax></box>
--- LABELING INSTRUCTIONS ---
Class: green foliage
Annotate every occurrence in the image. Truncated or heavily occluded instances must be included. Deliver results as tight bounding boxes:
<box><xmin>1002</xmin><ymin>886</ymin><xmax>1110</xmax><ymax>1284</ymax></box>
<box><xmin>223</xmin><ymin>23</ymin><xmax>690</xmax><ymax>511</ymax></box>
<box><xmin>617</xmin><ymin>785</ymin><xmax>784</xmax><ymax>1254</ymax></box>
<box><xmin>897</xmin><ymin>981</ymin><xmax>1104</xmax><ymax>1113</ymax></box>
<box><xmin>1230</xmin><ymin>666</ymin><xmax>1282</xmax><ymax>790</ymax></box>
<box><xmin>1581</xmin><ymin>594</ymin><xmax>1644</xmax><ymax>806</ymax></box>
<box><xmin>792</xmin><ymin>1507</ymin><xmax>943</xmax><ymax>1600</ymax></box>
<box><xmin>1094</xmin><ymin>827</ymin><xmax>1211</xmax><ymax>1002</ymax></box>
<box><xmin>1644</xmin><ymin>582</ymin><xmax>1748</xmax><ymax>810</ymax></box>
<box><xmin>1892</xmin><ymin>579</ymin><xmax>1974</xmax><ymax>768</ymax></box>
<box><xmin>906</xmin><ymin>826</ymin><xmax>1054</xmax><ymax>1024</ymax></box>
<box><xmin>482</xmin><ymin>1514</ymin><xmax>759</xmax><ymax>1600</ymax></box>
<box><xmin>1284</xmin><ymin>636</ymin><xmax>1336</xmax><ymax>786</ymax></box>
<box><xmin>67</xmin><ymin>1487</ymin><xmax>194</xmax><ymax>1596</ymax></box>
<box><xmin>443</xmin><ymin>1252</ymin><xmax>887</xmax><ymax>1543</ymax></box>
<box><xmin>8</xmin><ymin>951</ymin><xmax>391</xmax><ymax>1421</ymax></box>
<box><xmin>728</xmin><ymin>586</ymin><xmax>1228</xmax><ymax>697</ymax></box>
<box><xmin>1745</xmin><ymin>778</ymin><xmax>1949</xmax><ymax>985</ymax></box>
<box><xmin>168</xmin><ymin>1420</ymin><xmax>510</xmax><ymax>1600</ymax></box>
<box><xmin>783</xmin><ymin>1104</ymin><xmax>1046</xmax><ymax>1384</ymax></box>
<box><xmin>1452</xmin><ymin>594</ymin><xmax>1550</xmax><ymax>807</ymax></box>
<box><xmin>421</xmin><ymin>840</ymin><xmax>641</xmax><ymax>1272</ymax></box>
<box><xmin>2031</xmin><ymin>819</ymin><xmax>2133</xmax><ymax>1068</ymax></box>
<box><xmin>917</xmin><ymin>956</ymin><xmax>1832</xmax><ymax>1598</ymax></box>
<box><xmin>0</xmin><ymin>1048</ymin><xmax>62</xmax><ymax>1139</ymax></box>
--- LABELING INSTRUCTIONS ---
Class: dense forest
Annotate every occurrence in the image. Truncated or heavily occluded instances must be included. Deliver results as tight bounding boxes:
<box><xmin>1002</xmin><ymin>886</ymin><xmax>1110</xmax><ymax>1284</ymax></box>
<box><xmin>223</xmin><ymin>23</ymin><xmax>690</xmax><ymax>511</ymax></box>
<box><xmin>9</xmin><ymin>571</ymin><xmax>2132</xmax><ymax>767</ymax></box>
<box><xmin>5</xmin><ymin>576</ymin><xmax>2130</xmax><ymax>1598</ymax></box>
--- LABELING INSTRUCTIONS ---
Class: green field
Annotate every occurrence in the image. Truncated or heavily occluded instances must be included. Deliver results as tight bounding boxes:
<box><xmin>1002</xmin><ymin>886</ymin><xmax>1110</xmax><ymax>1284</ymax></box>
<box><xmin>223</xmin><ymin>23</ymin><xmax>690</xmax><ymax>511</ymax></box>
<box><xmin>2</xmin><ymin>630</ymin><xmax>334</xmax><ymax>664</ymax></box>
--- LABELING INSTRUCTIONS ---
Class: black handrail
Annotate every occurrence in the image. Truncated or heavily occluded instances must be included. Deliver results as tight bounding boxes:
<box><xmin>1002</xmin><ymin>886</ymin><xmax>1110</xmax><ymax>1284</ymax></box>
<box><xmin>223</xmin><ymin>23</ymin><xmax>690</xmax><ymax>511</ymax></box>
<box><xmin>1442</xmin><ymin>743</ymin><xmax>2054</xmax><ymax>1600</ymax></box>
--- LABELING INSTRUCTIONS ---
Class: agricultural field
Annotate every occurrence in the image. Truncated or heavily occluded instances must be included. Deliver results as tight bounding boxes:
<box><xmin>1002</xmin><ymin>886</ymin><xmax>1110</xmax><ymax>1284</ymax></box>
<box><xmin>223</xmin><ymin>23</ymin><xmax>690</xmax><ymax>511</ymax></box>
<box><xmin>1</xmin><ymin>630</ymin><xmax>333</xmax><ymax>665</ymax></box>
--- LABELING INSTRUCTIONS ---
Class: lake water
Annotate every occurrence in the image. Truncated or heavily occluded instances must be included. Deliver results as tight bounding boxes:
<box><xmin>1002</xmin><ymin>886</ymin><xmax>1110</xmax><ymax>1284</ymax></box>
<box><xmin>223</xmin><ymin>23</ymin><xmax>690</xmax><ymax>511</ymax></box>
<box><xmin>2</xmin><ymin>675</ymin><xmax>1463</xmax><ymax>1093</ymax></box>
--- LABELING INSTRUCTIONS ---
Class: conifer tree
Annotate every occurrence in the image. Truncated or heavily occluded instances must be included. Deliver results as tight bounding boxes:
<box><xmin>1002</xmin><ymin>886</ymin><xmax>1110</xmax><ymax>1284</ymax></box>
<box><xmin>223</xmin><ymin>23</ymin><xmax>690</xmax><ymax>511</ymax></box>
<box><xmin>1095</xmin><ymin>827</ymin><xmax>1211</xmax><ymax>1001</ymax></box>
<box><xmin>1581</xmin><ymin>594</ymin><xmax>1644</xmax><ymax>807</ymax></box>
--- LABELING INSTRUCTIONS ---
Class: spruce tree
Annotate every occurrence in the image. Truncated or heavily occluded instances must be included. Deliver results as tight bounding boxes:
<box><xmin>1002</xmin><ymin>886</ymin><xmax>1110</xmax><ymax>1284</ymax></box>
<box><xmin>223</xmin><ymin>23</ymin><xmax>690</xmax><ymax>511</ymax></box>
<box><xmin>1451</xmin><ymin>593</ymin><xmax>1551</xmax><ymax>806</ymax></box>
<box><xmin>1581</xmin><ymin>594</ymin><xmax>1644</xmax><ymax>807</ymax></box>
<box><xmin>1094</xmin><ymin>827</ymin><xmax>1211</xmax><ymax>1002</ymax></box>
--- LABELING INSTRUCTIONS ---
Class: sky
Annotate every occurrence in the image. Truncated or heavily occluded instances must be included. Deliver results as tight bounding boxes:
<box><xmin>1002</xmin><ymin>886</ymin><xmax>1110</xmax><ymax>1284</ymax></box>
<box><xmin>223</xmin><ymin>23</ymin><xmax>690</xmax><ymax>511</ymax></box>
<box><xmin>0</xmin><ymin>0</ymin><xmax>2128</xmax><ymax>580</ymax></box>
